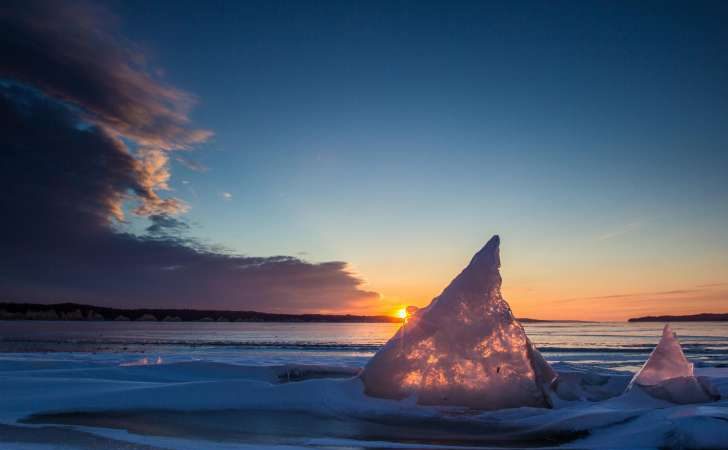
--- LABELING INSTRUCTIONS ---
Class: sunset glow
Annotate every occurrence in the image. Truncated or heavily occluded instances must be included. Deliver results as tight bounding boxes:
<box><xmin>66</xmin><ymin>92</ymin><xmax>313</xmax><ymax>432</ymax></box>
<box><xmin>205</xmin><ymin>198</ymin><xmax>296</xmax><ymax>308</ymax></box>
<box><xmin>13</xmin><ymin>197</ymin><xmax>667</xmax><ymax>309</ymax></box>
<box><xmin>3</xmin><ymin>2</ymin><xmax>728</xmax><ymax>448</ymax></box>
<box><xmin>0</xmin><ymin>0</ymin><xmax>726</xmax><ymax>323</ymax></box>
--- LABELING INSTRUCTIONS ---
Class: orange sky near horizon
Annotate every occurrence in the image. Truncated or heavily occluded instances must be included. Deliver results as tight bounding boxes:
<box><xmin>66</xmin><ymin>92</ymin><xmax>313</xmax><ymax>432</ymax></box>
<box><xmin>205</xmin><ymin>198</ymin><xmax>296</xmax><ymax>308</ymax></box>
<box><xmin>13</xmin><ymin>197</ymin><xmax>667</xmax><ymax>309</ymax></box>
<box><xmin>355</xmin><ymin>234</ymin><xmax>728</xmax><ymax>322</ymax></box>
<box><xmin>369</xmin><ymin>278</ymin><xmax>728</xmax><ymax>322</ymax></box>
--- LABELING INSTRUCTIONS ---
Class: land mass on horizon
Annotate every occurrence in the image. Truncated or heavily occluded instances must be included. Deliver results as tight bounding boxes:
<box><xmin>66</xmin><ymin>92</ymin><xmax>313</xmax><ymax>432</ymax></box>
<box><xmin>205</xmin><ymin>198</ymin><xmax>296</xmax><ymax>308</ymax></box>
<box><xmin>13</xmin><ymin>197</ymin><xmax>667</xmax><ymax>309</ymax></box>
<box><xmin>629</xmin><ymin>313</ymin><xmax>728</xmax><ymax>322</ymax></box>
<box><xmin>0</xmin><ymin>302</ymin><xmax>564</xmax><ymax>323</ymax></box>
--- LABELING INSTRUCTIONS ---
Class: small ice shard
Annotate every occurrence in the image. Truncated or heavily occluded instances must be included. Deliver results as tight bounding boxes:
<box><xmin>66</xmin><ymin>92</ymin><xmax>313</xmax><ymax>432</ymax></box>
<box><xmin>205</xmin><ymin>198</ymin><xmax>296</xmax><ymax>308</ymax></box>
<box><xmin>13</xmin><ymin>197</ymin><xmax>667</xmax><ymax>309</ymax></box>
<box><xmin>631</xmin><ymin>324</ymin><xmax>693</xmax><ymax>386</ymax></box>
<box><xmin>628</xmin><ymin>324</ymin><xmax>714</xmax><ymax>404</ymax></box>
<box><xmin>361</xmin><ymin>235</ymin><xmax>556</xmax><ymax>409</ymax></box>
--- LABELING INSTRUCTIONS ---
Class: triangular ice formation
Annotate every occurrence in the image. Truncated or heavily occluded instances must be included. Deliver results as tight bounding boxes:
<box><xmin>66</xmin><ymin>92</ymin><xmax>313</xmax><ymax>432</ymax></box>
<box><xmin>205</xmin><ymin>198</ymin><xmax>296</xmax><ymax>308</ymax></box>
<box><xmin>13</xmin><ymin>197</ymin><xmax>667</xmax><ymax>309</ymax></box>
<box><xmin>361</xmin><ymin>235</ymin><xmax>556</xmax><ymax>409</ymax></box>
<box><xmin>631</xmin><ymin>324</ymin><xmax>693</xmax><ymax>387</ymax></box>
<box><xmin>628</xmin><ymin>324</ymin><xmax>714</xmax><ymax>404</ymax></box>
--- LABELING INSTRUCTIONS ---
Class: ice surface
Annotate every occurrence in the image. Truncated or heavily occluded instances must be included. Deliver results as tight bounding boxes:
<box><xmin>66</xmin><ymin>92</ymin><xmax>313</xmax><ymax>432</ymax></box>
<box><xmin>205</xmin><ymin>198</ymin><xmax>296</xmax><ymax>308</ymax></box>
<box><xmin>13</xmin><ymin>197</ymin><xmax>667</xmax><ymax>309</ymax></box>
<box><xmin>628</xmin><ymin>324</ymin><xmax>715</xmax><ymax>404</ymax></box>
<box><xmin>0</xmin><ymin>355</ymin><xmax>727</xmax><ymax>449</ymax></box>
<box><xmin>2</xmin><ymin>248</ymin><xmax>727</xmax><ymax>448</ymax></box>
<box><xmin>361</xmin><ymin>236</ymin><xmax>557</xmax><ymax>409</ymax></box>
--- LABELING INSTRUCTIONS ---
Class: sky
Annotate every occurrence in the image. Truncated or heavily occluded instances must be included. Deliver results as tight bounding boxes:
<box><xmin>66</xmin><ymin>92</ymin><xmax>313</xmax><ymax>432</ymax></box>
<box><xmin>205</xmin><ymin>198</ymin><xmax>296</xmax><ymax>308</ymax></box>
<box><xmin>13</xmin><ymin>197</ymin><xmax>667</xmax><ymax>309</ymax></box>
<box><xmin>1</xmin><ymin>0</ymin><xmax>727</xmax><ymax>320</ymax></box>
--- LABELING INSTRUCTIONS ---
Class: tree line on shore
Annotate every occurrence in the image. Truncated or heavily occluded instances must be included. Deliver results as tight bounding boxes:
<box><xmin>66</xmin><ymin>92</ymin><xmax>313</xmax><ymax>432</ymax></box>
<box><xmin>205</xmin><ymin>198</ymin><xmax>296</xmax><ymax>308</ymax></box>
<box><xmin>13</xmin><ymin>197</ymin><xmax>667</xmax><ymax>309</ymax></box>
<box><xmin>0</xmin><ymin>302</ymin><xmax>402</xmax><ymax>323</ymax></box>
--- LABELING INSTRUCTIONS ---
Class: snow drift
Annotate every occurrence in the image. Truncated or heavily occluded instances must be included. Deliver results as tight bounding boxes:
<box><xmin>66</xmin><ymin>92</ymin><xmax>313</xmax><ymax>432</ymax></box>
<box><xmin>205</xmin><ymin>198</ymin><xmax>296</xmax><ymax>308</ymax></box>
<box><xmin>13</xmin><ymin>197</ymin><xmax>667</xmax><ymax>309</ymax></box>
<box><xmin>1</xmin><ymin>355</ymin><xmax>727</xmax><ymax>450</ymax></box>
<box><xmin>361</xmin><ymin>235</ymin><xmax>556</xmax><ymax>409</ymax></box>
<box><xmin>627</xmin><ymin>324</ymin><xmax>715</xmax><ymax>404</ymax></box>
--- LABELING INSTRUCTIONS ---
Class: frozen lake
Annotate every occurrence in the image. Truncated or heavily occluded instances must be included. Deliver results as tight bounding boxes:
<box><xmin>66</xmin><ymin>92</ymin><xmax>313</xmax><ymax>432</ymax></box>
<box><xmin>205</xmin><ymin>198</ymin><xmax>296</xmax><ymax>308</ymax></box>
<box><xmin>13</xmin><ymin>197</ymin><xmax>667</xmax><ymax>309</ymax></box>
<box><xmin>2</xmin><ymin>321</ymin><xmax>728</xmax><ymax>449</ymax></box>
<box><xmin>1</xmin><ymin>320</ymin><xmax>727</xmax><ymax>370</ymax></box>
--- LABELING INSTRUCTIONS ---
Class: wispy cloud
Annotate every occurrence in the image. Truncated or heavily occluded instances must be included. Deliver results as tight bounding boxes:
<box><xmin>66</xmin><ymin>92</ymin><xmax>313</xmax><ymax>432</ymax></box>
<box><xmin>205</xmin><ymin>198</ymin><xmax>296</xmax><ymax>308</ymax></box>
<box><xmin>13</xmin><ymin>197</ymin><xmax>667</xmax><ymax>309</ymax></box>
<box><xmin>695</xmin><ymin>282</ymin><xmax>728</xmax><ymax>288</ymax></box>
<box><xmin>597</xmin><ymin>220</ymin><xmax>643</xmax><ymax>241</ymax></box>
<box><xmin>556</xmin><ymin>287</ymin><xmax>708</xmax><ymax>303</ymax></box>
<box><xmin>176</xmin><ymin>156</ymin><xmax>209</xmax><ymax>173</ymax></box>
<box><xmin>220</xmin><ymin>192</ymin><xmax>233</xmax><ymax>200</ymax></box>
<box><xmin>549</xmin><ymin>284</ymin><xmax>728</xmax><ymax>319</ymax></box>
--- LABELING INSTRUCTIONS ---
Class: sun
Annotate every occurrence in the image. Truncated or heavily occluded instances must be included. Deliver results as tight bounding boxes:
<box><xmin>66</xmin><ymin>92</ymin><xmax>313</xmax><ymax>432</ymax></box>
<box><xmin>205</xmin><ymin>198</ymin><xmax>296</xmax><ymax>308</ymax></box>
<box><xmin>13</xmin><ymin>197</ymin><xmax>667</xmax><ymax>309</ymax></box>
<box><xmin>395</xmin><ymin>307</ymin><xmax>408</xmax><ymax>320</ymax></box>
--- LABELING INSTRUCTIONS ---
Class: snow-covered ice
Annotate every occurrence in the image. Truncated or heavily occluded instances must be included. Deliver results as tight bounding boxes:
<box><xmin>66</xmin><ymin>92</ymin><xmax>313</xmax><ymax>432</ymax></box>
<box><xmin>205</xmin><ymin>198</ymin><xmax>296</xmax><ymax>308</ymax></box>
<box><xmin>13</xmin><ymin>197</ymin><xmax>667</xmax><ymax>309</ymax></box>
<box><xmin>363</xmin><ymin>236</ymin><xmax>556</xmax><ymax>409</ymax></box>
<box><xmin>0</xmin><ymin>354</ymin><xmax>727</xmax><ymax>449</ymax></box>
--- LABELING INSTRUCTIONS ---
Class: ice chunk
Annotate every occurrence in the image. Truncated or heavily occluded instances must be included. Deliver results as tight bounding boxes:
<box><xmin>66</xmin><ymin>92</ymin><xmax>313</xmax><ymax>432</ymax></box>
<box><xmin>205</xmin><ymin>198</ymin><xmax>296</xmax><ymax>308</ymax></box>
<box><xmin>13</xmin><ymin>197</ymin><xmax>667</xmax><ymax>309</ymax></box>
<box><xmin>628</xmin><ymin>324</ymin><xmax>714</xmax><ymax>404</ymax></box>
<box><xmin>632</xmin><ymin>324</ymin><xmax>693</xmax><ymax>386</ymax></box>
<box><xmin>361</xmin><ymin>235</ymin><xmax>556</xmax><ymax>409</ymax></box>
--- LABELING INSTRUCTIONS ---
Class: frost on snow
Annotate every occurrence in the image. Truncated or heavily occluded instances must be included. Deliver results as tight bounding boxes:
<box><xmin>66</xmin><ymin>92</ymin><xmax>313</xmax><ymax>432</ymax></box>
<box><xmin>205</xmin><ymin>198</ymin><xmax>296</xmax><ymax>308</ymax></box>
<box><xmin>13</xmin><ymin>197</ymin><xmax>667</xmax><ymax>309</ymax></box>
<box><xmin>628</xmin><ymin>324</ymin><xmax>715</xmax><ymax>404</ymax></box>
<box><xmin>361</xmin><ymin>235</ymin><xmax>556</xmax><ymax>409</ymax></box>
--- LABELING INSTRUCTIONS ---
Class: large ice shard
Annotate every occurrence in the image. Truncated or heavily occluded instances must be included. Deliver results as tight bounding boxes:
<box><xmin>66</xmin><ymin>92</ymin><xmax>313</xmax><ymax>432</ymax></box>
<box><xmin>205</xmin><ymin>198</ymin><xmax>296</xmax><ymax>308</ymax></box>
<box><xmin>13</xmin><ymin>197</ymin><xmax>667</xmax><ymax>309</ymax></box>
<box><xmin>628</xmin><ymin>324</ymin><xmax>714</xmax><ymax>404</ymax></box>
<box><xmin>361</xmin><ymin>235</ymin><xmax>556</xmax><ymax>409</ymax></box>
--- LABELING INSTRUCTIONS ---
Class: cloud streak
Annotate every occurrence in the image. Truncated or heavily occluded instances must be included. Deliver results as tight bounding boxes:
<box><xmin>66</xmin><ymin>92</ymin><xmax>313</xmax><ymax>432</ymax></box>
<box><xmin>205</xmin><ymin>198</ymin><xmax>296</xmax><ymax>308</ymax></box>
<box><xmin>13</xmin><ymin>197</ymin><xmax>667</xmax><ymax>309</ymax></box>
<box><xmin>175</xmin><ymin>156</ymin><xmax>209</xmax><ymax>173</ymax></box>
<box><xmin>550</xmin><ymin>284</ymin><xmax>728</xmax><ymax>319</ymax></box>
<box><xmin>0</xmin><ymin>1</ymin><xmax>379</xmax><ymax>313</ymax></box>
<box><xmin>596</xmin><ymin>220</ymin><xmax>643</xmax><ymax>241</ymax></box>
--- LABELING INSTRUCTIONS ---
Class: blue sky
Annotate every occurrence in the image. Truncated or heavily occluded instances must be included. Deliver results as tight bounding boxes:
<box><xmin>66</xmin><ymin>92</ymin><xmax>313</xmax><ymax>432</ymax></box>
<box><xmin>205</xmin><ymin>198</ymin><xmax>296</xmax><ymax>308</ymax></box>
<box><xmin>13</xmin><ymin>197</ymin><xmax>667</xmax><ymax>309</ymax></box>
<box><xmin>103</xmin><ymin>1</ymin><xmax>728</xmax><ymax>318</ymax></box>
<box><xmin>5</xmin><ymin>0</ymin><xmax>724</xmax><ymax>318</ymax></box>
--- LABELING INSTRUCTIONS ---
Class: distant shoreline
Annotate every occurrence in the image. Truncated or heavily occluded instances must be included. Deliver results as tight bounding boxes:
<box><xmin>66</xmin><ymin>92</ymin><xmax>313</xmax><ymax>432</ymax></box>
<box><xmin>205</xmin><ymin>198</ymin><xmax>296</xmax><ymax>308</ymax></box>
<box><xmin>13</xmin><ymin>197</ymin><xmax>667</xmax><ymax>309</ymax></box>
<box><xmin>1</xmin><ymin>301</ymin><xmax>569</xmax><ymax>323</ymax></box>
<box><xmin>629</xmin><ymin>313</ymin><xmax>728</xmax><ymax>322</ymax></box>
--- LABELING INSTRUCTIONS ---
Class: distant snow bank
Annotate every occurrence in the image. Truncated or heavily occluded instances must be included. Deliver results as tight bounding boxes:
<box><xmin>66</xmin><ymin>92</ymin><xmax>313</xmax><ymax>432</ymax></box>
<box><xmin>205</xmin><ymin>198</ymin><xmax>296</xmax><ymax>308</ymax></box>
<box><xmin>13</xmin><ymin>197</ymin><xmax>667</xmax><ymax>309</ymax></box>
<box><xmin>1</xmin><ymin>355</ymin><xmax>727</xmax><ymax>449</ymax></box>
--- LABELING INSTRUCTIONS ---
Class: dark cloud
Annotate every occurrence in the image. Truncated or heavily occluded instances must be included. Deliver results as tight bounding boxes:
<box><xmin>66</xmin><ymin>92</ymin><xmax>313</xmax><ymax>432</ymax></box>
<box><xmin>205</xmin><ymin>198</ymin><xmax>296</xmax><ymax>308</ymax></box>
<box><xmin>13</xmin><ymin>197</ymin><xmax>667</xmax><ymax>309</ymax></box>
<box><xmin>0</xmin><ymin>0</ymin><xmax>211</xmax><ymax>150</ymax></box>
<box><xmin>146</xmin><ymin>215</ymin><xmax>191</xmax><ymax>237</ymax></box>
<box><xmin>0</xmin><ymin>2</ymin><xmax>378</xmax><ymax>313</ymax></box>
<box><xmin>1</xmin><ymin>0</ymin><xmax>210</xmax><ymax>217</ymax></box>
